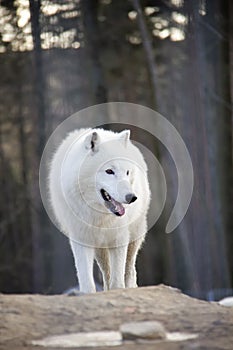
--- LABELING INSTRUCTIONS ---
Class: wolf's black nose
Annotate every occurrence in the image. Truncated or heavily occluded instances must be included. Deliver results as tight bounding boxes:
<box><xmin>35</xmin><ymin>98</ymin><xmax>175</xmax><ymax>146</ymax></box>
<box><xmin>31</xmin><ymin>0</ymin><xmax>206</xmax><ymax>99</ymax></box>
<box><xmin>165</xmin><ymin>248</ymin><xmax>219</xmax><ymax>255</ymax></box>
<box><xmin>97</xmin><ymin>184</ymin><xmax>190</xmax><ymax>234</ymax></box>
<box><xmin>125</xmin><ymin>193</ymin><xmax>137</xmax><ymax>204</ymax></box>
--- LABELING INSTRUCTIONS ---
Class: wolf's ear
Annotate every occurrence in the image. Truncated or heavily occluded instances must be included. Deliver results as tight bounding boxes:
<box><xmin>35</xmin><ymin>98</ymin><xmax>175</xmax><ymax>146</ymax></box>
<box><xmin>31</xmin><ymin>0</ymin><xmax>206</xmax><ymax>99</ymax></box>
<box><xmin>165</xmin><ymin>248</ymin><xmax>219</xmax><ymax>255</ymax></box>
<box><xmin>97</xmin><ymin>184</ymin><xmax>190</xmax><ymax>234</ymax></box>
<box><xmin>119</xmin><ymin>130</ymin><xmax>130</xmax><ymax>147</ymax></box>
<box><xmin>85</xmin><ymin>131</ymin><xmax>100</xmax><ymax>153</ymax></box>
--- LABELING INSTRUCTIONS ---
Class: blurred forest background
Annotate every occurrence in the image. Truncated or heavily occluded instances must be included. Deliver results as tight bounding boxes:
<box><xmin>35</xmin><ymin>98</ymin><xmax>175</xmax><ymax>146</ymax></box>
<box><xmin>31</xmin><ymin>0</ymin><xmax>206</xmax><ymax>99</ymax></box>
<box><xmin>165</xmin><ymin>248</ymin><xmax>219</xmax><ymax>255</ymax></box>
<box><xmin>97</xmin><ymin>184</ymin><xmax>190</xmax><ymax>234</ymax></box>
<box><xmin>0</xmin><ymin>0</ymin><xmax>232</xmax><ymax>300</ymax></box>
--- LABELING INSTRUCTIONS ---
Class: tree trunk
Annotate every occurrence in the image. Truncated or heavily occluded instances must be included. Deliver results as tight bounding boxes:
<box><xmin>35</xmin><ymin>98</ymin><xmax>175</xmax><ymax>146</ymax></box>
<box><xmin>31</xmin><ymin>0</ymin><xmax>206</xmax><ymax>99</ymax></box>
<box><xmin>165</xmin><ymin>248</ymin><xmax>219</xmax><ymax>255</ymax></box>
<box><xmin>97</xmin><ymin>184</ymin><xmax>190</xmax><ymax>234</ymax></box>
<box><xmin>29</xmin><ymin>0</ymin><xmax>47</xmax><ymax>292</ymax></box>
<box><xmin>80</xmin><ymin>0</ymin><xmax>108</xmax><ymax>104</ymax></box>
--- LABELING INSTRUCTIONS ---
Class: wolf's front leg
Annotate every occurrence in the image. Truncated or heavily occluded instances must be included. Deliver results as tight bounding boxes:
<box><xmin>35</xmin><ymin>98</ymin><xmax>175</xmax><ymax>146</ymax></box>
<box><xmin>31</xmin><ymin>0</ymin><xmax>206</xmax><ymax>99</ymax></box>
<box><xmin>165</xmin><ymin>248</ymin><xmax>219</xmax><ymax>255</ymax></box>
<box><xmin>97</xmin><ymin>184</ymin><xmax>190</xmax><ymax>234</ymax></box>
<box><xmin>108</xmin><ymin>245</ymin><xmax>128</xmax><ymax>289</ymax></box>
<box><xmin>69</xmin><ymin>240</ymin><xmax>96</xmax><ymax>293</ymax></box>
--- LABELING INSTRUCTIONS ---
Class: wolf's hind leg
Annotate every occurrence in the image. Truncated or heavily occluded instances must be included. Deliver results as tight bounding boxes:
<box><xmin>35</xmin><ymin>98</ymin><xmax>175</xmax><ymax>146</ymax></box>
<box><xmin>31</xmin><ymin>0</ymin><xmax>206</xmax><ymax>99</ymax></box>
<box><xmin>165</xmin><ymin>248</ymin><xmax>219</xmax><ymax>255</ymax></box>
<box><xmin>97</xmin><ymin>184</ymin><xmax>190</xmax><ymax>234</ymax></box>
<box><xmin>125</xmin><ymin>237</ymin><xmax>144</xmax><ymax>288</ymax></box>
<box><xmin>95</xmin><ymin>248</ymin><xmax>110</xmax><ymax>291</ymax></box>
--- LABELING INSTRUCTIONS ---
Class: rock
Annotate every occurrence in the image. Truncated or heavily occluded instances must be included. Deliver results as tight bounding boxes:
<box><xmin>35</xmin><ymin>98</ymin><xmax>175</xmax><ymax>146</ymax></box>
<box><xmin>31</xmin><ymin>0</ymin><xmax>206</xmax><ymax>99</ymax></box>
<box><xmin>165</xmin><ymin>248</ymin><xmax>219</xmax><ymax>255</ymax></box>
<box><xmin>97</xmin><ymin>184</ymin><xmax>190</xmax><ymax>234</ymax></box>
<box><xmin>120</xmin><ymin>321</ymin><xmax>166</xmax><ymax>340</ymax></box>
<box><xmin>166</xmin><ymin>332</ymin><xmax>199</xmax><ymax>341</ymax></box>
<box><xmin>31</xmin><ymin>331</ymin><xmax>122</xmax><ymax>348</ymax></box>
<box><xmin>219</xmin><ymin>296</ymin><xmax>233</xmax><ymax>307</ymax></box>
<box><xmin>1</xmin><ymin>285</ymin><xmax>233</xmax><ymax>350</ymax></box>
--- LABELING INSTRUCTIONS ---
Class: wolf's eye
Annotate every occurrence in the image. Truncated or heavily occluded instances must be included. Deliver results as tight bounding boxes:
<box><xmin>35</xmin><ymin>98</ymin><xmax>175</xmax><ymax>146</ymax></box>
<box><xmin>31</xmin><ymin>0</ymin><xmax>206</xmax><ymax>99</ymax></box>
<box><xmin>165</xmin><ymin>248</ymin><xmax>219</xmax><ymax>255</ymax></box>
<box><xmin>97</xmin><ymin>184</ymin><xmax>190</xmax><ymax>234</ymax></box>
<box><xmin>126</xmin><ymin>170</ymin><xmax>129</xmax><ymax>176</ymax></box>
<box><xmin>105</xmin><ymin>169</ymin><xmax>115</xmax><ymax>175</ymax></box>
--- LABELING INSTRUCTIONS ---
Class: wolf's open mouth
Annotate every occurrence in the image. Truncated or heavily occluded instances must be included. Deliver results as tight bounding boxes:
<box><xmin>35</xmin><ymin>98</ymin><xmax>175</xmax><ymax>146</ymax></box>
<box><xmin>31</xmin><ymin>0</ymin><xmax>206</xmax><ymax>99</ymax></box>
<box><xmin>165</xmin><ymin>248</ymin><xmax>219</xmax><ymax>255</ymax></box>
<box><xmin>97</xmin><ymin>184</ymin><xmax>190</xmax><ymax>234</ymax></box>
<box><xmin>100</xmin><ymin>189</ymin><xmax>125</xmax><ymax>217</ymax></box>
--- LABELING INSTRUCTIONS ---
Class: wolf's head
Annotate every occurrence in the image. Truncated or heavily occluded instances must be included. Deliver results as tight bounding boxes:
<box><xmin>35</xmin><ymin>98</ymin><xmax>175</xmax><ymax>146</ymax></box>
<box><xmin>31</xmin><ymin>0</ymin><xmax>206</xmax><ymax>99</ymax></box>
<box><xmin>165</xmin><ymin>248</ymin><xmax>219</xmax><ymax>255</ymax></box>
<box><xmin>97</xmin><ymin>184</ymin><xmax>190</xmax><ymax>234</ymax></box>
<box><xmin>81</xmin><ymin>129</ymin><xmax>140</xmax><ymax>217</ymax></box>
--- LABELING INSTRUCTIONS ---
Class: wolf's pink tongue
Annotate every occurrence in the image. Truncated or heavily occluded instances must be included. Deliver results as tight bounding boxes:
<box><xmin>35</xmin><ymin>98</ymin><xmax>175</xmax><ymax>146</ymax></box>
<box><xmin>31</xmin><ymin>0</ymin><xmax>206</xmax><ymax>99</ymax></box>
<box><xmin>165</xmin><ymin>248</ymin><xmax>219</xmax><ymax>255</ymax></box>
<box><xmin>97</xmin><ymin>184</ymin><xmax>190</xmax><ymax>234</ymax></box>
<box><xmin>105</xmin><ymin>198</ymin><xmax>125</xmax><ymax>216</ymax></box>
<box><xmin>111</xmin><ymin>198</ymin><xmax>125</xmax><ymax>216</ymax></box>
<box><xmin>117</xmin><ymin>203</ymin><xmax>125</xmax><ymax>216</ymax></box>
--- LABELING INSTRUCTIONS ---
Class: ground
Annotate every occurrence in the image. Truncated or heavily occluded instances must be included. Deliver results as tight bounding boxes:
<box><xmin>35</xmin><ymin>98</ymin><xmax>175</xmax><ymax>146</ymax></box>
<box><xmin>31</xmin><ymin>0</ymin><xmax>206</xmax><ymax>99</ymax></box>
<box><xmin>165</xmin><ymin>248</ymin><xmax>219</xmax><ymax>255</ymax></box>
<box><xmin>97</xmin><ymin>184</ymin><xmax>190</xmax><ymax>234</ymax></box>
<box><xmin>0</xmin><ymin>285</ymin><xmax>233</xmax><ymax>350</ymax></box>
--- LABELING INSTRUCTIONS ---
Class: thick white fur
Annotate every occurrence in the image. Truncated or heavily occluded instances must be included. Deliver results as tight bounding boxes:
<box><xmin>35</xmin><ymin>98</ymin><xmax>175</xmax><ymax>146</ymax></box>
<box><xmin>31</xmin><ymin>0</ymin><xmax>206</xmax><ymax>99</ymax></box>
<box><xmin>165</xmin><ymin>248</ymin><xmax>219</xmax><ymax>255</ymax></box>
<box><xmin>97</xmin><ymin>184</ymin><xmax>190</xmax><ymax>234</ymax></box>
<box><xmin>49</xmin><ymin>128</ymin><xmax>150</xmax><ymax>293</ymax></box>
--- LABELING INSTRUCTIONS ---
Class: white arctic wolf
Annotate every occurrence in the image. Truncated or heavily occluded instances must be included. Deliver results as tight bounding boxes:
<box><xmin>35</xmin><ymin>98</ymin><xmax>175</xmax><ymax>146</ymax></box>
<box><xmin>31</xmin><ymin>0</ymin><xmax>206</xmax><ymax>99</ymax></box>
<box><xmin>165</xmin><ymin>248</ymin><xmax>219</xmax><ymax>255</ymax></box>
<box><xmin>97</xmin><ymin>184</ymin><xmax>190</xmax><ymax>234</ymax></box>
<box><xmin>49</xmin><ymin>128</ymin><xmax>150</xmax><ymax>293</ymax></box>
